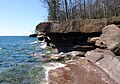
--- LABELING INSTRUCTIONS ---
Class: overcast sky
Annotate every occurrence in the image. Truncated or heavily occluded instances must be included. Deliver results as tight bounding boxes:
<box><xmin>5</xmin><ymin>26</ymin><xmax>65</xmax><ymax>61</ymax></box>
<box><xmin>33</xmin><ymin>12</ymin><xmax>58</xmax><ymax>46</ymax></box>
<box><xmin>0</xmin><ymin>0</ymin><xmax>48</xmax><ymax>36</ymax></box>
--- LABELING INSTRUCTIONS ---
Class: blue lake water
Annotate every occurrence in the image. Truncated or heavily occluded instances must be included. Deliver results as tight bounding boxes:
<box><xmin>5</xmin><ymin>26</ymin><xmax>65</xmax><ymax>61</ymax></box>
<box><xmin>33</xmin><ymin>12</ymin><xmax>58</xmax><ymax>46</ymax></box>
<box><xmin>0</xmin><ymin>36</ymin><xmax>45</xmax><ymax>84</ymax></box>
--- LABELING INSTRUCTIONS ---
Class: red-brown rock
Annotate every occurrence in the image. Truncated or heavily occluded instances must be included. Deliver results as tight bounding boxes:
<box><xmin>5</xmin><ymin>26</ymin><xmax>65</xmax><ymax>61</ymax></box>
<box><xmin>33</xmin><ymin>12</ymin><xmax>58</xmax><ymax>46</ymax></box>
<box><xmin>48</xmin><ymin>59</ymin><xmax>116</xmax><ymax>84</ymax></box>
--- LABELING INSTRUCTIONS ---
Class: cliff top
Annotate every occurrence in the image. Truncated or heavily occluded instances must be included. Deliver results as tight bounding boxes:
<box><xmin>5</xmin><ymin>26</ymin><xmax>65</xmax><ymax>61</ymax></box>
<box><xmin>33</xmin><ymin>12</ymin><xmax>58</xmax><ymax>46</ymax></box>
<box><xmin>36</xmin><ymin>17</ymin><xmax>120</xmax><ymax>33</ymax></box>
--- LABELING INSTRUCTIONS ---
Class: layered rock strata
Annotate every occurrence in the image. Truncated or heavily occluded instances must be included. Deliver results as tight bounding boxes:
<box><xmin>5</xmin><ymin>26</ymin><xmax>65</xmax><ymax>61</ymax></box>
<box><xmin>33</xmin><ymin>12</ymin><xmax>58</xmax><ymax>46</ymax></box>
<box><xmin>36</xmin><ymin>17</ymin><xmax>120</xmax><ymax>33</ymax></box>
<box><xmin>36</xmin><ymin>17</ymin><xmax>120</xmax><ymax>53</ymax></box>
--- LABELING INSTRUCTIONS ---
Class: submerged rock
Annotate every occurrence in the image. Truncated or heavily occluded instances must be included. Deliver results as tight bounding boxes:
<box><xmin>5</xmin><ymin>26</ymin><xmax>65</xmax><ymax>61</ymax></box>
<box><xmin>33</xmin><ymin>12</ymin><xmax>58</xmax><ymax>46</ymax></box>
<box><xmin>0</xmin><ymin>64</ymin><xmax>45</xmax><ymax>84</ymax></box>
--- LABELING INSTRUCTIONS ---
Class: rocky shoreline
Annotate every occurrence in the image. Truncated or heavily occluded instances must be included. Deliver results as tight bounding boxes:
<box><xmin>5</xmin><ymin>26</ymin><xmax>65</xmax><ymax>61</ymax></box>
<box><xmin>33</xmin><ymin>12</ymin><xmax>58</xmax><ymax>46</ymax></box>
<box><xmin>30</xmin><ymin>18</ymin><xmax>120</xmax><ymax>84</ymax></box>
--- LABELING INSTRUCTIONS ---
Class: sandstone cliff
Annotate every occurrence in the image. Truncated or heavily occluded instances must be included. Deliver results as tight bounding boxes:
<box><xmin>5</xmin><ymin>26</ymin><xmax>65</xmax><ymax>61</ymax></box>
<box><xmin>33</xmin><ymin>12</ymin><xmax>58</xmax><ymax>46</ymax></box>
<box><xmin>36</xmin><ymin>17</ymin><xmax>120</xmax><ymax>33</ymax></box>
<box><xmin>34</xmin><ymin>17</ymin><xmax>120</xmax><ymax>84</ymax></box>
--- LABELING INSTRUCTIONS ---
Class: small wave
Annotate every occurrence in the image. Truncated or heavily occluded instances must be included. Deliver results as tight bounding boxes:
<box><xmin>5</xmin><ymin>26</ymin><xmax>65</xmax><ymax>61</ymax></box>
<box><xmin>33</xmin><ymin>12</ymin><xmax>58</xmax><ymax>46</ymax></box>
<box><xmin>0</xmin><ymin>48</ymin><xmax>2</xmax><ymax>51</ymax></box>
<box><xmin>44</xmin><ymin>63</ymin><xmax>66</xmax><ymax>84</ymax></box>
<box><xmin>39</xmin><ymin>42</ymin><xmax>47</xmax><ymax>49</ymax></box>
<box><xmin>28</xmin><ymin>41</ymin><xmax>39</xmax><ymax>44</ymax></box>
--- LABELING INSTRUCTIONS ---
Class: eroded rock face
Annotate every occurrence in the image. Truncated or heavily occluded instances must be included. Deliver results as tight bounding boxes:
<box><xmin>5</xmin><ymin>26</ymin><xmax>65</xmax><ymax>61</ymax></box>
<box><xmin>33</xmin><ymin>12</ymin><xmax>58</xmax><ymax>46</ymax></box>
<box><xmin>36</xmin><ymin>17</ymin><xmax>120</xmax><ymax>33</ymax></box>
<box><xmin>46</xmin><ymin>32</ymin><xmax>101</xmax><ymax>52</ymax></box>
<box><xmin>36</xmin><ymin>22</ymin><xmax>51</xmax><ymax>33</ymax></box>
<box><xmin>36</xmin><ymin>19</ymin><xmax>108</xmax><ymax>33</ymax></box>
<box><xmin>100</xmin><ymin>24</ymin><xmax>120</xmax><ymax>55</ymax></box>
<box><xmin>48</xmin><ymin>59</ymin><xmax>116</xmax><ymax>84</ymax></box>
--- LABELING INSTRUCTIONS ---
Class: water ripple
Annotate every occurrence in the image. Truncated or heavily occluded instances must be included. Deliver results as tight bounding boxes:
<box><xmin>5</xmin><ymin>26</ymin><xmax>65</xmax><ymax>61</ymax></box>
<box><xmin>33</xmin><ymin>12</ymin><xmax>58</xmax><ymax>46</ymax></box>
<box><xmin>0</xmin><ymin>36</ymin><xmax>45</xmax><ymax>84</ymax></box>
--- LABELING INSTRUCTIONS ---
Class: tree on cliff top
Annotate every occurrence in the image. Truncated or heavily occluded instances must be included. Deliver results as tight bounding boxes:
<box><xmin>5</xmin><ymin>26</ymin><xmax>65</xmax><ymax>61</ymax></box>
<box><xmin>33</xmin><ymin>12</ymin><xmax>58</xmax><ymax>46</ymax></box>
<box><xmin>42</xmin><ymin>0</ymin><xmax>120</xmax><ymax>21</ymax></box>
<box><xmin>41</xmin><ymin>0</ymin><xmax>60</xmax><ymax>21</ymax></box>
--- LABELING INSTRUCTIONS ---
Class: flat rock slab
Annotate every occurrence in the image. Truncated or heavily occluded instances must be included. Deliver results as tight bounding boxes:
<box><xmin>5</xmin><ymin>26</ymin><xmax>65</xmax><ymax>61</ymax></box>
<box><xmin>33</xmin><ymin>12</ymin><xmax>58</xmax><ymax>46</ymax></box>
<box><xmin>48</xmin><ymin>59</ymin><xmax>116</xmax><ymax>84</ymax></box>
<box><xmin>85</xmin><ymin>49</ymin><xmax>115</xmax><ymax>63</ymax></box>
<box><xmin>97</xmin><ymin>55</ymin><xmax>120</xmax><ymax>84</ymax></box>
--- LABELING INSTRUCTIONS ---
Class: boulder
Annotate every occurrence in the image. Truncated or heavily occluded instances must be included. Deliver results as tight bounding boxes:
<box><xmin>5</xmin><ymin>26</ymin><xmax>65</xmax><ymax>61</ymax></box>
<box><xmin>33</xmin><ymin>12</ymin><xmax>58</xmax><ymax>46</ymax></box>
<box><xmin>100</xmin><ymin>24</ymin><xmax>120</xmax><ymax>55</ymax></box>
<box><xmin>85</xmin><ymin>49</ymin><xmax>120</xmax><ymax>84</ymax></box>
<box><xmin>48</xmin><ymin>59</ymin><xmax>116</xmax><ymax>84</ymax></box>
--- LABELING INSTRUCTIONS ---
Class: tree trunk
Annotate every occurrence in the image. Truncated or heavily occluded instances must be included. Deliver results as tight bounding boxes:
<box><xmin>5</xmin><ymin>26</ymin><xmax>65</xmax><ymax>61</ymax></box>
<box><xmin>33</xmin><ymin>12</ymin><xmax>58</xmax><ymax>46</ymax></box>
<box><xmin>65</xmin><ymin>0</ymin><xmax>68</xmax><ymax>20</ymax></box>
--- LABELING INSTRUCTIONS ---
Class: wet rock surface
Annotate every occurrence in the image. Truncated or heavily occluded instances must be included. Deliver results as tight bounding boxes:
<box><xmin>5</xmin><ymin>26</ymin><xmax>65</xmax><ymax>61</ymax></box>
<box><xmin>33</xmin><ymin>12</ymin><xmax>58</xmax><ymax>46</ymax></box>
<box><xmin>39</xmin><ymin>47</ymin><xmax>120</xmax><ymax>84</ymax></box>
<box><xmin>48</xmin><ymin>59</ymin><xmax>117</xmax><ymax>84</ymax></box>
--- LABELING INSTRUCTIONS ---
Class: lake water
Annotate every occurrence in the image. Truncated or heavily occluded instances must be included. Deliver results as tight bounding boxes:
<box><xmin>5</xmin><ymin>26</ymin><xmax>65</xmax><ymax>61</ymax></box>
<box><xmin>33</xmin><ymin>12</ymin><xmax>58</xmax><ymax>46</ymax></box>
<box><xmin>0</xmin><ymin>36</ymin><xmax>45</xmax><ymax>84</ymax></box>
